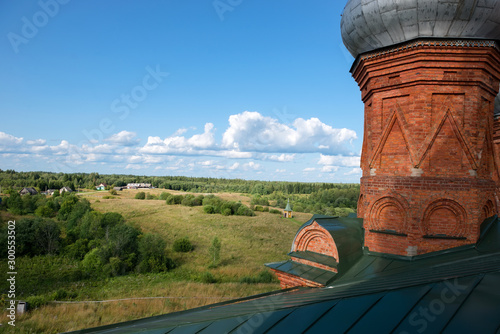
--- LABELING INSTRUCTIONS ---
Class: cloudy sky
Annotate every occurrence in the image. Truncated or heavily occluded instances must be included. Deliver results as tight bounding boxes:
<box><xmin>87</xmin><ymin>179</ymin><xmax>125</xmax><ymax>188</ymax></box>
<box><xmin>0</xmin><ymin>1</ymin><xmax>364</xmax><ymax>182</ymax></box>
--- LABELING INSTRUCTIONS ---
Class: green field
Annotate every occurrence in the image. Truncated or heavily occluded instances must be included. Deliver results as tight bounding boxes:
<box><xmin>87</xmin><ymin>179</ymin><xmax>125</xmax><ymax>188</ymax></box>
<box><xmin>0</xmin><ymin>189</ymin><xmax>310</xmax><ymax>333</ymax></box>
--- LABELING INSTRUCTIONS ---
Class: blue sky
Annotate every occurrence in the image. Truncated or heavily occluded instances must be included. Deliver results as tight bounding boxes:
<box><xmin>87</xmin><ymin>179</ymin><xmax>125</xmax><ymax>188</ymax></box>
<box><xmin>0</xmin><ymin>0</ymin><xmax>364</xmax><ymax>182</ymax></box>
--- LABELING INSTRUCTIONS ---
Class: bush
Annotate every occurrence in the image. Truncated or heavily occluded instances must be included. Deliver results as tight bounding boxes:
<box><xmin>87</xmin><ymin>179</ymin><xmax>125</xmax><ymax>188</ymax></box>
<box><xmin>173</xmin><ymin>237</ymin><xmax>194</xmax><ymax>252</ymax></box>
<box><xmin>146</xmin><ymin>193</ymin><xmax>156</xmax><ymax>200</ymax></box>
<box><xmin>166</xmin><ymin>195</ymin><xmax>183</xmax><ymax>205</ymax></box>
<box><xmin>159</xmin><ymin>192</ymin><xmax>171</xmax><ymax>200</ymax></box>
<box><xmin>269</xmin><ymin>209</ymin><xmax>281</xmax><ymax>214</ymax></box>
<box><xmin>137</xmin><ymin>233</ymin><xmax>175</xmax><ymax>273</ymax></box>
<box><xmin>35</xmin><ymin>205</ymin><xmax>55</xmax><ymax>218</ymax></box>
<box><xmin>203</xmin><ymin>205</ymin><xmax>216</xmax><ymax>214</ymax></box>
<box><xmin>236</xmin><ymin>205</ymin><xmax>255</xmax><ymax>216</ymax></box>
<box><xmin>135</xmin><ymin>192</ymin><xmax>146</xmax><ymax>200</ymax></box>
<box><xmin>52</xmin><ymin>288</ymin><xmax>68</xmax><ymax>300</ymax></box>
<box><xmin>222</xmin><ymin>208</ymin><xmax>232</xmax><ymax>216</ymax></box>
<box><xmin>109</xmin><ymin>189</ymin><xmax>118</xmax><ymax>196</ymax></box>
<box><xmin>199</xmin><ymin>271</ymin><xmax>217</xmax><ymax>284</ymax></box>
<box><xmin>26</xmin><ymin>295</ymin><xmax>49</xmax><ymax>309</ymax></box>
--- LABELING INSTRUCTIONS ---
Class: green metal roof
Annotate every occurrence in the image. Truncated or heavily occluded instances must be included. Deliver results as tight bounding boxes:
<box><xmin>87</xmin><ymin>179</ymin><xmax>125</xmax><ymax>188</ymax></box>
<box><xmin>69</xmin><ymin>216</ymin><xmax>500</xmax><ymax>334</ymax></box>
<box><xmin>265</xmin><ymin>260</ymin><xmax>337</xmax><ymax>286</ymax></box>
<box><xmin>288</xmin><ymin>251</ymin><xmax>338</xmax><ymax>269</ymax></box>
<box><xmin>284</xmin><ymin>199</ymin><xmax>292</xmax><ymax>212</ymax></box>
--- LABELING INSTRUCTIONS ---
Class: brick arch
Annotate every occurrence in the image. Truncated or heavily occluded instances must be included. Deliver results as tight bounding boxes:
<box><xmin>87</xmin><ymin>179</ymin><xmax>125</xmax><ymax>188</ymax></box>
<box><xmin>481</xmin><ymin>199</ymin><xmax>496</xmax><ymax>223</ymax></box>
<box><xmin>293</xmin><ymin>222</ymin><xmax>338</xmax><ymax>260</ymax></box>
<box><xmin>357</xmin><ymin>194</ymin><xmax>366</xmax><ymax>218</ymax></box>
<box><xmin>368</xmin><ymin>194</ymin><xmax>408</xmax><ymax>233</ymax></box>
<box><xmin>423</xmin><ymin>199</ymin><xmax>467</xmax><ymax>237</ymax></box>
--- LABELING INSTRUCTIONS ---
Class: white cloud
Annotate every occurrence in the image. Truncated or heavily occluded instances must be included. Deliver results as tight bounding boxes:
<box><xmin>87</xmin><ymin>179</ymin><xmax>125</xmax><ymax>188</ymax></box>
<box><xmin>321</xmin><ymin>165</ymin><xmax>339</xmax><ymax>173</ymax></box>
<box><xmin>140</xmin><ymin>123</ymin><xmax>216</xmax><ymax>154</ymax></box>
<box><xmin>222</xmin><ymin>111</ymin><xmax>357</xmax><ymax>154</ymax></box>
<box><xmin>276</xmin><ymin>169</ymin><xmax>286</xmax><ymax>173</ymax></box>
<box><xmin>125</xmin><ymin>164</ymin><xmax>147</xmax><ymax>170</ymax></box>
<box><xmin>106</xmin><ymin>131</ymin><xmax>140</xmax><ymax>146</ymax></box>
<box><xmin>267</xmin><ymin>153</ymin><xmax>295</xmax><ymax>162</ymax></box>
<box><xmin>344</xmin><ymin>167</ymin><xmax>362</xmax><ymax>175</ymax></box>
<box><xmin>26</xmin><ymin>139</ymin><xmax>46</xmax><ymax>145</ymax></box>
<box><xmin>303</xmin><ymin>167</ymin><xmax>316</xmax><ymax>172</ymax></box>
<box><xmin>318</xmin><ymin>154</ymin><xmax>360</xmax><ymax>167</ymax></box>
<box><xmin>244</xmin><ymin>161</ymin><xmax>261</xmax><ymax>170</ymax></box>
<box><xmin>0</xmin><ymin>132</ymin><xmax>24</xmax><ymax>151</ymax></box>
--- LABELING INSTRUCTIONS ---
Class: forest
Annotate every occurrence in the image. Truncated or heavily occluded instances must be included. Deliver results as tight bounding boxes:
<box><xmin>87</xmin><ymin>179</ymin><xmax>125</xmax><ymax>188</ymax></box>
<box><xmin>0</xmin><ymin>170</ymin><xmax>360</xmax><ymax>215</ymax></box>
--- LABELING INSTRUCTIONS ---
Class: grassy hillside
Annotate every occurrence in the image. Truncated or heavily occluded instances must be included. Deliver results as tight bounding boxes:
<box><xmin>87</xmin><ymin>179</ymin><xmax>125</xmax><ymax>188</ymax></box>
<box><xmin>0</xmin><ymin>189</ymin><xmax>310</xmax><ymax>333</ymax></box>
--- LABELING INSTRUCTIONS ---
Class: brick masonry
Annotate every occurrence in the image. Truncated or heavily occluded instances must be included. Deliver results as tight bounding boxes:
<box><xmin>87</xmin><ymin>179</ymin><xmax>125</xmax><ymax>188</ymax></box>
<box><xmin>353</xmin><ymin>40</ymin><xmax>500</xmax><ymax>256</ymax></box>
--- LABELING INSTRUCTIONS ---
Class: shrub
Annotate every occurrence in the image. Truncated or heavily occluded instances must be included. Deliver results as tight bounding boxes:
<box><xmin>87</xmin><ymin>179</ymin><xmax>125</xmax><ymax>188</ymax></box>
<box><xmin>269</xmin><ymin>209</ymin><xmax>281</xmax><ymax>214</ymax></box>
<box><xmin>199</xmin><ymin>271</ymin><xmax>217</xmax><ymax>284</ymax></box>
<box><xmin>254</xmin><ymin>205</ymin><xmax>264</xmax><ymax>212</ymax></box>
<box><xmin>146</xmin><ymin>193</ymin><xmax>156</xmax><ymax>200</ymax></box>
<box><xmin>35</xmin><ymin>205</ymin><xmax>55</xmax><ymax>218</ymax></box>
<box><xmin>26</xmin><ymin>295</ymin><xmax>49</xmax><ymax>309</ymax></box>
<box><xmin>222</xmin><ymin>208</ymin><xmax>232</xmax><ymax>216</ymax></box>
<box><xmin>135</xmin><ymin>192</ymin><xmax>146</xmax><ymax>200</ymax></box>
<box><xmin>81</xmin><ymin>248</ymin><xmax>103</xmax><ymax>276</ymax></box>
<box><xmin>52</xmin><ymin>288</ymin><xmax>68</xmax><ymax>300</ymax></box>
<box><xmin>236</xmin><ymin>205</ymin><xmax>255</xmax><ymax>216</ymax></box>
<box><xmin>166</xmin><ymin>195</ymin><xmax>183</xmax><ymax>205</ymax></box>
<box><xmin>109</xmin><ymin>189</ymin><xmax>118</xmax><ymax>195</ymax></box>
<box><xmin>173</xmin><ymin>237</ymin><xmax>194</xmax><ymax>252</ymax></box>
<box><xmin>137</xmin><ymin>233</ymin><xmax>175</xmax><ymax>273</ymax></box>
<box><xmin>159</xmin><ymin>192</ymin><xmax>171</xmax><ymax>200</ymax></box>
<box><xmin>203</xmin><ymin>205</ymin><xmax>216</xmax><ymax>214</ymax></box>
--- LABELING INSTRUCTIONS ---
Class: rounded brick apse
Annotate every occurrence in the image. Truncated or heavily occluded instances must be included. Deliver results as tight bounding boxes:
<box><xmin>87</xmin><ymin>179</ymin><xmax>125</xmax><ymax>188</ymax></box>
<box><xmin>292</xmin><ymin>221</ymin><xmax>339</xmax><ymax>261</ymax></box>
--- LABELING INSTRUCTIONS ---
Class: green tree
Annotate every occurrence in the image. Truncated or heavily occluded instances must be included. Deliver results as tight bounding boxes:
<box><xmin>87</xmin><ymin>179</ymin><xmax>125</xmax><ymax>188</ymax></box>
<box><xmin>209</xmin><ymin>237</ymin><xmax>221</xmax><ymax>267</ymax></box>
<box><xmin>137</xmin><ymin>234</ymin><xmax>175</xmax><ymax>273</ymax></box>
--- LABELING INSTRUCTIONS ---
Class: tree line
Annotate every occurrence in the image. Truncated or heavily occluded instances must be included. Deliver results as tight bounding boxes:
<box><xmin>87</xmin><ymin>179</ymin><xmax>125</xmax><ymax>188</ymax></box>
<box><xmin>0</xmin><ymin>170</ymin><xmax>359</xmax><ymax>197</ymax></box>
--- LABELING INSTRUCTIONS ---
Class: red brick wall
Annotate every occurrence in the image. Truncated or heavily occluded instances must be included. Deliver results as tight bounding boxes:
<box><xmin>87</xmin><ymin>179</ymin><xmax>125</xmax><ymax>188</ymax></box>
<box><xmin>270</xmin><ymin>269</ymin><xmax>324</xmax><ymax>289</ymax></box>
<box><xmin>292</xmin><ymin>221</ymin><xmax>339</xmax><ymax>260</ymax></box>
<box><xmin>353</xmin><ymin>41</ymin><xmax>500</xmax><ymax>256</ymax></box>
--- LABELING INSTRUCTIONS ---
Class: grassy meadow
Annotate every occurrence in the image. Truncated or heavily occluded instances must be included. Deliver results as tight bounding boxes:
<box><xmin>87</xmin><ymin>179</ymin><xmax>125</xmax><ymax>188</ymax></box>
<box><xmin>0</xmin><ymin>189</ymin><xmax>310</xmax><ymax>333</ymax></box>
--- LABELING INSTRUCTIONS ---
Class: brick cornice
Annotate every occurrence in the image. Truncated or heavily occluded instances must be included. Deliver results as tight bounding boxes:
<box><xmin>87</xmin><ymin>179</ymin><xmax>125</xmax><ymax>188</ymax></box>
<box><xmin>351</xmin><ymin>38</ymin><xmax>500</xmax><ymax>74</ymax></box>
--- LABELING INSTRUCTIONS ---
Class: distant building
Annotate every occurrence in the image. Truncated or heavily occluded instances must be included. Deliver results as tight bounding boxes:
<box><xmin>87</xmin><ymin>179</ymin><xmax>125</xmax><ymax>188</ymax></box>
<box><xmin>60</xmin><ymin>187</ymin><xmax>73</xmax><ymax>194</ymax></box>
<box><xmin>126</xmin><ymin>183</ymin><xmax>151</xmax><ymax>189</ymax></box>
<box><xmin>96</xmin><ymin>183</ymin><xmax>107</xmax><ymax>191</ymax></box>
<box><xmin>19</xmin><ymin>187</ymin><xmax>38</xmax><ymax>196</ymax></box>
<box><xmin>113</xmin><ymin>186</ymin><xmax>124</xmax><ymax>191</ymax></box>
<box><xmin>47</xmin><ymin>189</ymin><xmax>57</xmax><ymax>196</ymax></box>
<box><xmin>283</xmin><ymin>199</ymin><xmax>292</xmax><ymax>218</ymax></box>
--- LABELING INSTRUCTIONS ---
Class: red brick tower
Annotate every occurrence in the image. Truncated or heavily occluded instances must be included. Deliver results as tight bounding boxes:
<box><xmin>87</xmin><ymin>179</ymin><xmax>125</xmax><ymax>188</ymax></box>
<box><xmin>342</xmin><ymin>0</ymin><xmax>500</xmax><ymax>256</ymax></box>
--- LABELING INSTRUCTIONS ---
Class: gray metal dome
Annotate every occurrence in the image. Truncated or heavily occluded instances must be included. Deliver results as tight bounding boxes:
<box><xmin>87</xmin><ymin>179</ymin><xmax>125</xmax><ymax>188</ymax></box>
<box><xmin>341</xmin><ymin>0</ymin><xmax>500</xmax><ymax>57</ymax></box>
